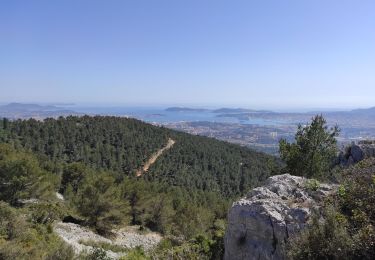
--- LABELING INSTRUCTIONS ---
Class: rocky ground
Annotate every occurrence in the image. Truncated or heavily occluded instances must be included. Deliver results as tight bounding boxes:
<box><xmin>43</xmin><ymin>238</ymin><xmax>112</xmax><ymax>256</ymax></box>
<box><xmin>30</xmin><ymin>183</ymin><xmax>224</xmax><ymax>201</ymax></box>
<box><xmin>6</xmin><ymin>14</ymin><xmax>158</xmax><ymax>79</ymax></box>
<box><xmin>54</xmin><ymin>222</ymin><xmax>162</xmax><ymax>259</ymax></box>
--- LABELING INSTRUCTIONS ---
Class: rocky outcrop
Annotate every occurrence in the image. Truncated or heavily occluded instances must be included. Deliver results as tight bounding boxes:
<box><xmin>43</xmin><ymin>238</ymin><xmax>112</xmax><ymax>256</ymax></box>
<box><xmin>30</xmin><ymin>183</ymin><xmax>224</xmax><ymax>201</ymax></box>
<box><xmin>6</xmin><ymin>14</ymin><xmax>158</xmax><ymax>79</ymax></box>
<box><xmin>54</xmin><ymin>222</ymin><xmax>120</xmax><ymax>258</ymax></box>
<box><xmin>112</xmin><ymin>226</ymin><xmax>163</xmax><ymax>251</ymax></box>
<box><xmin>54</xmin><ymin>222</ymin><xmax>162</xmax><ymax>259</ymax></box>
<box><xmin>224</xmin><ymin>174</ymin><xmax>337</xmax><ymax>260</ymax></box>
<box><xmin>339</xmin><ymin>141</ymin><xmax>375</xmax><ymax>165</ymax></box>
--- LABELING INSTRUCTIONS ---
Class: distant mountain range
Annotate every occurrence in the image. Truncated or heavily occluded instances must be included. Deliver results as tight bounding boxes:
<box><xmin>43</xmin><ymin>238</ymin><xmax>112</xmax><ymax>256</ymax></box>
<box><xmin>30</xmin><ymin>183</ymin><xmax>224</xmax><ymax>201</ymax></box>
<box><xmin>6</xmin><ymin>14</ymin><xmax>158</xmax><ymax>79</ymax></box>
<box><xmin>167</xmin><ymin>106</ymin><xmax>375</xmax><ymax>115</ymax></box>
<box><xmin>346</xmin><ymin>107</ymin><xmax>375</xmax><ymax>116</ymax></box>
<box><xmin>2</xmin><ymin>103</ymin><xmax>374</xmax><ymax>127</ymax></box>
<box><xmin>165</xmin><ymin>106</ymin><xmax>375</xmax><ymax>128</ymax></box>
<box><xmin>216</xmin><ymin>107</ymin><xmax>375</xmax><ymax>128</ymax></box>
<box><xmin>0</xmin><ymin>103</ymin><xmax>80</xmax><ymax>119</ymax></box>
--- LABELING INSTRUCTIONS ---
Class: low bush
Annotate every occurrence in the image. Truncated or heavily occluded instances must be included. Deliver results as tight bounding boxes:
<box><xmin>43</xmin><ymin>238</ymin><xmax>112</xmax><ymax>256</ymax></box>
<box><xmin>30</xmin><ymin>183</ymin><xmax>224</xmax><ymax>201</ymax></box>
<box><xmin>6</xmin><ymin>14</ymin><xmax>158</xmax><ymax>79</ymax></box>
<box><xmin>287</xmin><ymin>159</ymin><xmax>375</xmax><ymax>259</ymax></box>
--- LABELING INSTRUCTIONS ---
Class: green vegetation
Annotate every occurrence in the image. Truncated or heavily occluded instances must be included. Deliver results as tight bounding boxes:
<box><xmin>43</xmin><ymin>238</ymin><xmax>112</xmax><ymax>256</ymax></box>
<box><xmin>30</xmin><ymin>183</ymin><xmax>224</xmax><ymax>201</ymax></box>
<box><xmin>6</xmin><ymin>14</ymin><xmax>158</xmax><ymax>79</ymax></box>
<box><xmin>0</xmin><ymin>114</ymin><xmax>373</xmax><ymax>259</ymax></box>
<box><xmin>3</xmin><ymin>116</ymin><xmax>280</xmax><ymax>197</ymax></box>
<box><xmin>71</xmin><ymin>171</ymin><xmax>130</xmax><ymax>235</ymax></box>
<box><xmin>82</xmin><ymin>248</ymin><xmax>112</xmax><ymax>260</ymax></box>
<box><xmin>304</xmin><ymin>179</ymin><xmax>320</xmax><ymax>191</ymax></box>
<box><xmin>279</xmin><ymin>115</ymin><xmax>340</xmax><ymax>179</ymax></box>
<box><xmin>0</xmin><ymin>144</ymin><xmax>57</xmax><ymax>205</ymax></box>
<box><xmin>282</xmin><ymin>115</ymin><xmax>374</xmax><ymax>259</ymax></box>
<box><xmin>0</xmin><ymin>201</ymin><xmax>74</xmax><ymax>260</ymax></box>
<box><xmin>120</xmin><ymin>247</ymin><xmax>147</xmax><ymax>260</ymax></box>
<box><xmin>0</xmin><ymin>115</ymin><xmax>279</xmax><ymax>259</ymax></box>
<box><xmin>287</xmin><ymin>158</ymin><xmax>375</xmax><ymax>259</ymax></box>
<box><xmin>0</xmin><ymin>142</ymin><xmax>230</xmax><ymax>259</ymax></box>
<box><xmin>139</xmin><ymin>218</ymin><xmax>226</xmax><ymax>260</ymax></box>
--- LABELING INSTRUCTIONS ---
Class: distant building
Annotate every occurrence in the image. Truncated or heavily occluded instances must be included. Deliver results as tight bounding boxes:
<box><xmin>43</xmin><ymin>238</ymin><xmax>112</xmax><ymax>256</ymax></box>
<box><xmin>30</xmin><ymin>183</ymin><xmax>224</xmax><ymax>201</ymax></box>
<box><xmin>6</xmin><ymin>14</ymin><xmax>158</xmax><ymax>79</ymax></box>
<box><xmin>270</xmin><ymin>132</ymin><xmax>278</xmax><ymax>139</ymax></box>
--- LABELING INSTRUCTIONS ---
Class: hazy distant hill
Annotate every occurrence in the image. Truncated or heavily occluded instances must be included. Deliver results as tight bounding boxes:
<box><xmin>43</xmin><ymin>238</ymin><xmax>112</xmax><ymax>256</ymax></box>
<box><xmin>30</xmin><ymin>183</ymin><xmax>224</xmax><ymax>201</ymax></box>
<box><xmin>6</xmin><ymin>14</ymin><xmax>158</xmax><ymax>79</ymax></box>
<box><xmin>349</xmin><ymin>106</ymin><xmax>375</xmax><ymax>116</ymax></box>
<box><xmin>215</xmin><ymin>106</ymin><xmax>375</xmax><ymax>128</ymax></box>
<box><xmin>0</xmin><ymin>103</ymin><xmax>60</xmax><ymax>111</ymax></box>
<box><xmin>0</xmin><ymin>103</ymin><xmax>80</xmax><ymax>119</ymax></box>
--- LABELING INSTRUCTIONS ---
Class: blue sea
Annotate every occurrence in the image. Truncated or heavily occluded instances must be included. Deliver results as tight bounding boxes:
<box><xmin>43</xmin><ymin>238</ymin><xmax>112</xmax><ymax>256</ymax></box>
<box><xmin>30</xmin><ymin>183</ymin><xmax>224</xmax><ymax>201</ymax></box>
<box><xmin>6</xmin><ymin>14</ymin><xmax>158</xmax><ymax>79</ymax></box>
<box><xmin>71</xmin><ymin>106</ymin><xmax>284</xmax><ymax>126</ymax></box>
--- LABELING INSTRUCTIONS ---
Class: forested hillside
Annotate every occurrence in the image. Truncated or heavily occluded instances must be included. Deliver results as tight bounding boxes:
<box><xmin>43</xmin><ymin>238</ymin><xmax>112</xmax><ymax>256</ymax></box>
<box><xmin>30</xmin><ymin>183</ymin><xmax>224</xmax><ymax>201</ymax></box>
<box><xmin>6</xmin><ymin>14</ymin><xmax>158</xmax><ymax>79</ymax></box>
<box><xmin>0</xmin><ymin>116</ymin><xmax>281</xmax><ymax>259</ymax></box>
<box><xmin>0</xmin><ymin>143</ymin><xmax>230</xmax><ymax>259</ymax></box>
<box><xmin>1</xmin><ymin>116</ymin><xmax>280</xmax><ymax>197</ymax></box>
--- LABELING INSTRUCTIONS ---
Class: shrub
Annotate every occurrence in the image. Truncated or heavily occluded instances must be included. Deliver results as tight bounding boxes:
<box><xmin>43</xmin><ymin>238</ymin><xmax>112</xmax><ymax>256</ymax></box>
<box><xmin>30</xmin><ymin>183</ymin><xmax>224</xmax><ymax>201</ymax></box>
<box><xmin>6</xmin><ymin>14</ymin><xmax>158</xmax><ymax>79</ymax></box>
<box><xmin>0</xmin><ymin>203</ymin><xmax>74</xmax><ymax>260</ymax></box>
<box><xmin>120</xmin><ymin>246</ymin><xmax>148</xmax><ymax>260</ymax></box>
<box><xmin>28</xmin><ymin>203</ymin><xmax>66</xmax><ymax>224</ymax></box>
<box><xmin>305</xmin><ymin>179</ymin><xmax>320</xmax><ymax>191</ymax></box>
<box><xmin>288</xmin><ymin>159</ymin><xmax>375</xmax><ymax>259</ymax></box>
<box><xmin>287</xmin><ymin>206</ymin><xmax>353</xmax><ymax>260</ymax></box>
<box><xmin>84</xmin><ymin>248</ymin><xmax>112</xmax><ymax>260</ymax></box>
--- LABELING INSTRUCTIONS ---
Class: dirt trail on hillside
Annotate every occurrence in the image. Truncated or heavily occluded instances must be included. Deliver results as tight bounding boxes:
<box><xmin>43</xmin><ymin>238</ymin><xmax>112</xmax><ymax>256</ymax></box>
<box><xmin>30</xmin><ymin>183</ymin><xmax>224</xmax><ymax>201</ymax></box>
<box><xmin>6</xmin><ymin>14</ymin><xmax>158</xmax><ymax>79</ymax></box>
<box><xmin>136</xmin><ymin>138</ymin><xmax>175</xmax><ymax>177</ymax></box>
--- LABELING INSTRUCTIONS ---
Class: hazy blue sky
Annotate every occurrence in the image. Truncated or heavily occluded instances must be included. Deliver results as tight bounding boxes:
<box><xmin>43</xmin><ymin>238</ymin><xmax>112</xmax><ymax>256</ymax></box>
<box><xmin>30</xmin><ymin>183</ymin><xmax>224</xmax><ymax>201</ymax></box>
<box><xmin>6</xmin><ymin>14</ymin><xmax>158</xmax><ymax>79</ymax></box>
<box><xmin>1</xmin><ymin>0</ymin><xmax>375</xmax><ymax>109</ymax></box>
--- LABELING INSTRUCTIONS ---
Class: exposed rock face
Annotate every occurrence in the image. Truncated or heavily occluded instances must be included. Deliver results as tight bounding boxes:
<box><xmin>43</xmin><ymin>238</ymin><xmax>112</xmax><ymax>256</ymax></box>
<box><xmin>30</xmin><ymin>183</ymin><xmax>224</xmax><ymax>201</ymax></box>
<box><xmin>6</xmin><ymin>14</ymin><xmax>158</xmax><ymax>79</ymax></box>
<box><xmin>224</xmin><ymin>174</ymin><xmax>337</xmax><ymax>260</ymax></box>
<box><xmin>56</xmin><ymin>192</ymin><xmax>64</xmax><ymax>200</ymax></box>
<box><xmin>54</xmin><ymin>222</ymin><xmax>162</xmax><ymax>259</ymax></box>
<box><xmin>112</xmin><ymin>226</ymin><xmax>163</xmax><ymax>251</ymax></box>
<box><xmin>54</xmin><ymin>222</ymin><xmax>119</xmax><ymax>258</ymax></box>
<box><xmin>339</xmin><ymin>141</ymin><xmax>375</xmax><ymax>165</ymax></box>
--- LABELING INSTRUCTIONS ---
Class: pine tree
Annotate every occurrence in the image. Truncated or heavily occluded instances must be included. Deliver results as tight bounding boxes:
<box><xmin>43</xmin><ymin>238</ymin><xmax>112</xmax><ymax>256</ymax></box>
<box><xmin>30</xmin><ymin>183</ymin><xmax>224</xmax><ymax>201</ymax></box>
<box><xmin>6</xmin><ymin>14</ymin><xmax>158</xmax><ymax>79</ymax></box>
<box><xmin>279</xmin><ymin>115</ymin><xmax>340</xmax><ymax>179</ymax></box>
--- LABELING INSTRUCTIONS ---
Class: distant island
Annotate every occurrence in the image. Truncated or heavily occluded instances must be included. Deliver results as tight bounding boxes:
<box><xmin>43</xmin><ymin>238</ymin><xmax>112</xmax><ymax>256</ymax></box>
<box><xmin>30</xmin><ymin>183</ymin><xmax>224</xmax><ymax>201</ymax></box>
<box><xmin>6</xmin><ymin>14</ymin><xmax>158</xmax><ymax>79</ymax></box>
<box><xmin>165</xmin><ymin>107</ymin><xmax>210</xmax><ymax>112</ymax></box>
<box><xmin>1</xmin><ymin>103</ymin><xmax>61</xmax><ymax>112</ymax></box>
<box><xmin>0</xmin><ymin>103</ymin><xmax>80</xmax><ymax>119</ymax></box>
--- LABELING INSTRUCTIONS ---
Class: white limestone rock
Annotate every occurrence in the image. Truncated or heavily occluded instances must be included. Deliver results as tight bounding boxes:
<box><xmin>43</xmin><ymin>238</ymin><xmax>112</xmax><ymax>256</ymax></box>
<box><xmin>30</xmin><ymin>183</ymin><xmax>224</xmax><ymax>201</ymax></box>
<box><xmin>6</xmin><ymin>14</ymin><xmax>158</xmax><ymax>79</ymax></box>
<box><xmin>224</xmin><ymin>174</ymin><xmax>337</xmax><ymax>260</ymax></box>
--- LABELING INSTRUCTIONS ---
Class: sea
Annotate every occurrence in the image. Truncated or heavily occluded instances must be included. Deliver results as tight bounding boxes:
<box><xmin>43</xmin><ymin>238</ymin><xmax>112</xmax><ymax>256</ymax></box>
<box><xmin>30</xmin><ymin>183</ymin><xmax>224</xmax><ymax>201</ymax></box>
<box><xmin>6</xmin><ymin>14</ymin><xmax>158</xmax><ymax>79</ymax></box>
<box><xmin>71</xmin><ymin>106</ymin><xmax>283</xmax><ymax>126</ymax></box>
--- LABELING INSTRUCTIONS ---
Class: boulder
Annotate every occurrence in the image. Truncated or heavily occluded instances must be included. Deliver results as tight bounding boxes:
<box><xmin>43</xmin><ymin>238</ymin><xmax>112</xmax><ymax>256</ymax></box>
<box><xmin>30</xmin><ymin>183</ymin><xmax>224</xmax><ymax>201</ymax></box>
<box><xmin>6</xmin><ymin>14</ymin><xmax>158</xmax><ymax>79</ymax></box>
<box><xmin>350</xmin><ymin>144</ymin><xmax>365</xmax><ymax>162</ymax></box>
<box><xmin>224</xmin><ymin>174</ymin><xmax>337</xmax><ymax>260</ymax></box>
<box><xmin>339</xmin><ymin>141</ymin><xmax>375</xmax><ymax>165</ymax></box>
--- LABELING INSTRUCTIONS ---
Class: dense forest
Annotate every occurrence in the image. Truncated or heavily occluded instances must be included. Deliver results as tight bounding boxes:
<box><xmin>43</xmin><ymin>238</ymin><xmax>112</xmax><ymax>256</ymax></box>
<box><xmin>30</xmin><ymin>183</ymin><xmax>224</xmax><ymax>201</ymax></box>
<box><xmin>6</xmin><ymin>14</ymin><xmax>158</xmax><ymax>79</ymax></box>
<box><xmin>0</xmin><ymin>142</ymin><xmax>230</xmax><ymax>259</ymax></box>
<box><xmin>0</xmin><ymin>116</ymin><xmax>281</xmax><ymax>259</ymax></box>
<box><xmin>0</xmin><ymin>116</ymin><xmax>280</xmax><ymax>198</ymax></box>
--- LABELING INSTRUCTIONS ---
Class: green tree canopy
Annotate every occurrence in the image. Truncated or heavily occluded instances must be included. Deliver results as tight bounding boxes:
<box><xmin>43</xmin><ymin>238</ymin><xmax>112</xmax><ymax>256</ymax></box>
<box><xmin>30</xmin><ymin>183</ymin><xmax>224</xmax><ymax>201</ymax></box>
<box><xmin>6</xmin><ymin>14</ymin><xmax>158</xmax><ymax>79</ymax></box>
<box><xmin>72</xmin><ymin>172</ymin><xmax>130</xmax><ymax>235</ymax></box>
<box><xmin>279</xmin><ymin>115</ymin><xmax>340</xmax><ymax>179</ymax></box>
<box><xmin>5</xmin><ymin>116</ymin><xmax>280</xmax><ymax>198</ymax></box>
<box><xmin>0</xmin><ymin>144</ymin><xmax>55</xmax><ymax>205</ymax></box>
<box><xmin>60</xmin><ymin>162</ymin><xmax>92</xmax><ymax>194</ymax></box>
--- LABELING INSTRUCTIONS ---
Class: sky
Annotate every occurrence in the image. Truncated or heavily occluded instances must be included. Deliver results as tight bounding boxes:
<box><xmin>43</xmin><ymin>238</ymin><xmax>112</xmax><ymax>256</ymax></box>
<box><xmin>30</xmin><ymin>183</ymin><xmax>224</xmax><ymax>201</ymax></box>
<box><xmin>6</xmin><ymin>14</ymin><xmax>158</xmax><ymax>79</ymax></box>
<box><xmin>1</xmin><ymin>0</ymin><xmax>375</xmax><ymax>109</ymax></box>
